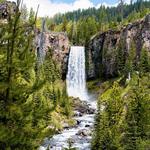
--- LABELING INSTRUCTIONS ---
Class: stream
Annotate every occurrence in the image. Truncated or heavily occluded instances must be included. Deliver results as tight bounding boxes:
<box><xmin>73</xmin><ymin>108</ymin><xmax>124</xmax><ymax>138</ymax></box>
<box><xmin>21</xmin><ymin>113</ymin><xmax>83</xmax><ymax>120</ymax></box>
<box><xmin>39</xmin><ymin>94</ymin><xmax>97</xmax><ymax>150</ymax></box>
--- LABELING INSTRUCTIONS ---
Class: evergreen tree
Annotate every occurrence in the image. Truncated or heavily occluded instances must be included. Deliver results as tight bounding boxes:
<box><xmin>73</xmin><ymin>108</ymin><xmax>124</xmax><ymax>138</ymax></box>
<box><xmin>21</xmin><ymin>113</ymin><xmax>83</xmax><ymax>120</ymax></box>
<box><xmin>139</xmin><ymin>48</ymin><xmax>150</xmax><ymax>73</ymax></box>
<box><xmin>62</xmin><ymin>16</ymin><xmax>68</xmax><ymax>32</ymax></box>
<box><xmin>29</xmin><ymin>8</ymin><xmax>35</xmax><ymax>24</ymax></box>
<box><xmin>98</xmin><ymin>5</ymin><xmax>106</xmax><ymax>32</ymax></box>
<box><xmin>117</xmin><ymin>39</ymin><xmax>126</xmax><ymax>75</ymax></box>
<box><xmin>122</xmin><ymin>76</ymin><xmax>150</xmax><ymax>150</ymax></box>
<box><xmin>92</xmin><ymin>82</ymin><xmax>123</xmax><ymax>150</ymax></box>
<box><xmin>124</xmin><ymin>41</ymin><xmax>136</xmax><ymax>78</ymax></box>
<box><xmin>92</xmin><ymin>75</ymin><xmax>150</xmax><ymax>150</ymax></box>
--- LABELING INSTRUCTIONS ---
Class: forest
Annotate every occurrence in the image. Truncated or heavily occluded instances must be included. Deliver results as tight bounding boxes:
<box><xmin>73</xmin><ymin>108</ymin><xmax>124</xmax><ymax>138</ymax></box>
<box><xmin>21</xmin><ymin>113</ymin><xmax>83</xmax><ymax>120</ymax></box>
<box><xmin>45</xmin><ymin>0</ymin><xmax>150</xmax><ymax>45</ymax></box>
<box><xmin>0</xmin><ymin>0</ymin><xmax>150</xmax><ymax>150</ymax></box>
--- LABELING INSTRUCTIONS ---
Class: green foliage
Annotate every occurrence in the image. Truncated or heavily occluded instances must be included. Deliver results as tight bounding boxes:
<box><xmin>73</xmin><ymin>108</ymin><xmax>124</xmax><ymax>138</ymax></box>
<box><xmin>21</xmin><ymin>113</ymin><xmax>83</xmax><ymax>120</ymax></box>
<box><xmin>60</xmin><ymin>87</ymin><xmax>72</xmax><ymax>118</ymax></box>
<box><xmin>124</xmin><ymin>42</ymin><xmax>136</xmax><ymax>77</ymax></box>
<box><xmin>29</xmin><ymin>8</ymin><xmax>35</xmax><ymax>24</ymax></box>
<box><xmin>122</xmin><ymin>74</ymin><xmax>150</xmax><ymax>150</ymax></box>
<box><xmin>139</xmin><ymin>48</ymin><xmax>150</xmax><ymax>73</ymax></box>
<box><xmin>43</xmin><ymin>48</ymin><xmax>60</xmax><ymax>82</ymax></box>
<box><xmin>51</xmin><ymin>1</ymin><xmax>150</xmax><ymax>25</ymax></box>
<box><xmin>92</xmin><ymin>81</ymin><xmax>124</xmax><ymax>150</ymax></box>
<box><xmin>75</xmin><ymin>17</ymin><xmax>97</xmax><ymax>45</ymax></box>
<box><xmin>0</xmin><ymin>0</ymin><xmax>6</xmax><ymax>3</ymax></box>
<box><xmin>92</xmin><ymin>74</ymin><xmax>150</xmax><ymax>150</ymax></box>
<box><xmin>0</xmin><ymin>1</ymin><xmax>45</xmax><ymax>149</ymax></box>
<box><xmin>62</xmin><ymin>16</ymin><xmax>68</xmax><ymax>32</ymax></box>
<box><xmin>116</xmin><ymin>39</ymin><xmax>126</xmax><ymax>75</ymax></box>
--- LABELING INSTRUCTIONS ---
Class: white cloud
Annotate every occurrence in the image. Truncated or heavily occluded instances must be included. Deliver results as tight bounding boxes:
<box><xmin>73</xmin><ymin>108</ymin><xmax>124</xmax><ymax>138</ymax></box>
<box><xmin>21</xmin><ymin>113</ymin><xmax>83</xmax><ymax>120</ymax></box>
<box><xmin>8</xmin><ymin>0</ymin><xmax>95</xmax><ymax>17</ymax></box>
<box><xmin>73</xmin><ymin>0</ymin><xmax>94</xmax><ymax>9</ymax></box>
<box><xmin>7</xmin><ymin>0</ymin><xmax>132</xmax><ymax>17</ymax></box>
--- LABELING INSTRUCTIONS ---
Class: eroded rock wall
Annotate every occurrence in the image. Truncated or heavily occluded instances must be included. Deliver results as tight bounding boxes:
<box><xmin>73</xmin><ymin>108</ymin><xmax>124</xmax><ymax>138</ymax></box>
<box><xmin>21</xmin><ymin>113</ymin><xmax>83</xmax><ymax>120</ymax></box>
<box><xmin>87</xmin><ymin>14</ymin><xmax>150</xmax><ymax>79</ymax></box>
<box><xmin>36</xmin><ymin>31</ymin><xmax>70</xmax><ymax>80</ymax></box>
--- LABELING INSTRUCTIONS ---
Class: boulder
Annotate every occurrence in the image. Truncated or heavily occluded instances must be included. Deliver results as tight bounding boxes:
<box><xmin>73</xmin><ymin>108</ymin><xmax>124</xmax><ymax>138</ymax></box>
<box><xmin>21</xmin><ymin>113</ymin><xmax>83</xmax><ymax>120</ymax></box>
<box><xmin>85</xmin><ymin>124</ymin><xmax>90</xmax><ymax>127</ymax></box>
<box><xmin>76</xmin><ymin>129</ymin><xmax>91</xmax><ymax>137</ymax></box>
<box><xmin>72</xmin><ymin>98</ymin><xmax>96</xmax><ymax>115</ymax></box>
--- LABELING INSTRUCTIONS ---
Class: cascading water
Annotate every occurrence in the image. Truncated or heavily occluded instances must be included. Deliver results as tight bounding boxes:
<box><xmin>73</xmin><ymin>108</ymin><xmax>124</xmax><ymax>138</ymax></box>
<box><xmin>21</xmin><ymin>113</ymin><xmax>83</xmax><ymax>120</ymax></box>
<box><xmin>66</xmin><ymin>46</ymin><xmax>88</xmax><ymax>100</ymax></box>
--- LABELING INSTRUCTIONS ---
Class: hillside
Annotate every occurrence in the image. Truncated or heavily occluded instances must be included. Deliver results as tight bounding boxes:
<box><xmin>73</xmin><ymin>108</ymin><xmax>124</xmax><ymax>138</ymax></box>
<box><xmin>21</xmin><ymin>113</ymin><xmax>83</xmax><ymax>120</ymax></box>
<box><xmin>52</xmin><ymin>1</ymin><xmax>150</xmax><ymax>24</ymax></box>
<box><xmin>46</xmin><ymin>1</ymin><xmax>150</xmax><ymax>45</ymax></box>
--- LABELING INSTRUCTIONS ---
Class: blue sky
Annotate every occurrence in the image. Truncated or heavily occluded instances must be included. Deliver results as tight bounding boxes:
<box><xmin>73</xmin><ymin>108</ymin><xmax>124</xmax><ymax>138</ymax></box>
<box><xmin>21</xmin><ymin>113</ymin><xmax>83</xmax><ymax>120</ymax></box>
<box><xmin>55</xmin><ymin>0</ymin><xmax>118</xmax><ymax>5</ymax></box>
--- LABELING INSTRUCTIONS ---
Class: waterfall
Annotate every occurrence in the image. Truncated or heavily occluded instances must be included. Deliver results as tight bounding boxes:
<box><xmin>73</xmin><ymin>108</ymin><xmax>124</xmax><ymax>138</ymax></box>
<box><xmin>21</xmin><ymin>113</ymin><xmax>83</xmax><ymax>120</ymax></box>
<box><xmin>66</xmin><ymin>46</ymin><xmax>88</xmax><ymax>100</ymax></box>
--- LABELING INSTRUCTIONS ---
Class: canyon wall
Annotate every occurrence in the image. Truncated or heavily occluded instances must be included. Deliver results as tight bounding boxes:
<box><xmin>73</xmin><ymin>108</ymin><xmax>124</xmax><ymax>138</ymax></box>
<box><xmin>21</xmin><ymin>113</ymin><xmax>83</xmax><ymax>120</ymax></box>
<box><xmin>86</xmin><ymin>14</ymin><xmax>150</xmax><ymax>79</ymax></box>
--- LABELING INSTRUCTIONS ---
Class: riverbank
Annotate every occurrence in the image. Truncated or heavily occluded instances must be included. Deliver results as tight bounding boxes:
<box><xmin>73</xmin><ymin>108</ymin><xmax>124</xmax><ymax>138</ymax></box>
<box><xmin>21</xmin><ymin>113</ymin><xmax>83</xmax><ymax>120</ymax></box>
<box><xmin>39</xmin><ymin>94</ymin><xmax>97</xmax><ymax>150</ymax></box>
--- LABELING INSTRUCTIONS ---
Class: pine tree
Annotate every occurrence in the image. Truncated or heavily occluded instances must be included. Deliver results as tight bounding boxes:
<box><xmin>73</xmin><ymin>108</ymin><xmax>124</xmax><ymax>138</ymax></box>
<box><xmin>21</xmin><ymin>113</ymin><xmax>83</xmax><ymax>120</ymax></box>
<box><xmin>92</xmin><ymin>82</ymin><xmax>123</xmax><ymax>150</ymax></box>
<box><xmin>122</xmin><ymin>77</ymin><xmax>150</xmax><ymax>150</ymax></box>
<box><xmin>117</xmin><ymin>39</ymin><xmax>126</xmax><ymax>75</ymax></box>
<box><xmin>62</xmin><ymin>16</ymin><xmax>68</xmax><ymax>32</ymax></box>
<box><xmin>29</xmin><ymin>8</ymin><xmax>35</xmax><ymax>24</ymax></box>
<box><xmin>124</xmin><ymin>41</ymin><xmax>136</xmax><ymax>79</ymax></box>
<box><xmin>118</xmin><ymin>0</ymin><xmax>124</xmax><ymax>22</ymax></box>
<box><xmin>139</xmin><ymin>48</ymin><xmax>150</xmax><ymax>73</ymax></box>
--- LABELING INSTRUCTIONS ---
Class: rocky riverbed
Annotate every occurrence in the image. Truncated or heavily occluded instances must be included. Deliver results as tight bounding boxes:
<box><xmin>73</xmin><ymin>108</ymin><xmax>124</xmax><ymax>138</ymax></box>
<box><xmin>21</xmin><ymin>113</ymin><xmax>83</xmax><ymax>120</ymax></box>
<box><xmin>39</xmin><ymin>94</ymin><xmax>97</xmax><ymax>150</ymax></box>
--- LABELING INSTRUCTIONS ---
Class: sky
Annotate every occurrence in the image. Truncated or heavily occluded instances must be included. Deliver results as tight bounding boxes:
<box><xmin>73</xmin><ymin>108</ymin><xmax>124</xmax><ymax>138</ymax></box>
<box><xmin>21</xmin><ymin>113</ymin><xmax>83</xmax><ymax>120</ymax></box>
<box><xmin>55</xmin><ymin>0</ymin><xmax>118</xmax><ymax>5</ymax></box>
<box><xmin>9</xmin><ymin>0</ymin><xmax>131</xmax><ymax>17</ymax></box>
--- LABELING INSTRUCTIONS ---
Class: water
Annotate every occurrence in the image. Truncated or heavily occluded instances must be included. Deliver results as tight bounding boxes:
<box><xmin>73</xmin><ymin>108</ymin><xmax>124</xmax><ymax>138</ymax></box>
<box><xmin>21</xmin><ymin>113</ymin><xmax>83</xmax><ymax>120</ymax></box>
<box><xmin>39</xmin><ymin>46</ymin><xmax>97</xmax><ymax>150</ymax></box>
<box><xmin>66</xmin><ymin>46</ymin><xmax>88</xmax><ymax>100</ymax></box>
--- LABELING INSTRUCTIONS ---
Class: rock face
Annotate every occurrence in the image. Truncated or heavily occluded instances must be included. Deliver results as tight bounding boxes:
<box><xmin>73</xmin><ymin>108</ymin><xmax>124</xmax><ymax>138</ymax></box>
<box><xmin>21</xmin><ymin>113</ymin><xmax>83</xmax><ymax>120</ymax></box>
<box><xmin>0</xmin><ymin>1</ymin><xmax>16</xmax><ymax>19</ymax></box>
<box><xmin>36</xmin><ymin>31</ymin><xmax>70</xmax><ymax>79</ymax></box>
<box><xmin>87</xmin><ymin>14</ymin><xmax>150</xmax><ymax>79</ymax></box>
<box><xmin>0</xmin><ymin>2</ymin><xmax>70</xmax><ymax>80</ymax></box>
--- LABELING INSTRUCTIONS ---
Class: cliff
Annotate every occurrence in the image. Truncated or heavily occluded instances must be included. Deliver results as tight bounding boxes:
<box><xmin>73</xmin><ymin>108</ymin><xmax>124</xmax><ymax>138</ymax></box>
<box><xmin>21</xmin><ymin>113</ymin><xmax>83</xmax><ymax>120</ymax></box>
<box><xmin>87</xmin><ymin>14</ymin><xmax>150</xmax><ymax>79</ymax></box>
<box><xmin>35</xmin><ymin>31</ymin><xmax>70</xmax><ymax>80</ymax></box>
<box><xmin>0</xmin><ymin>1</ymin><xmax>70</xmax><ymax>80</ymax></box>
